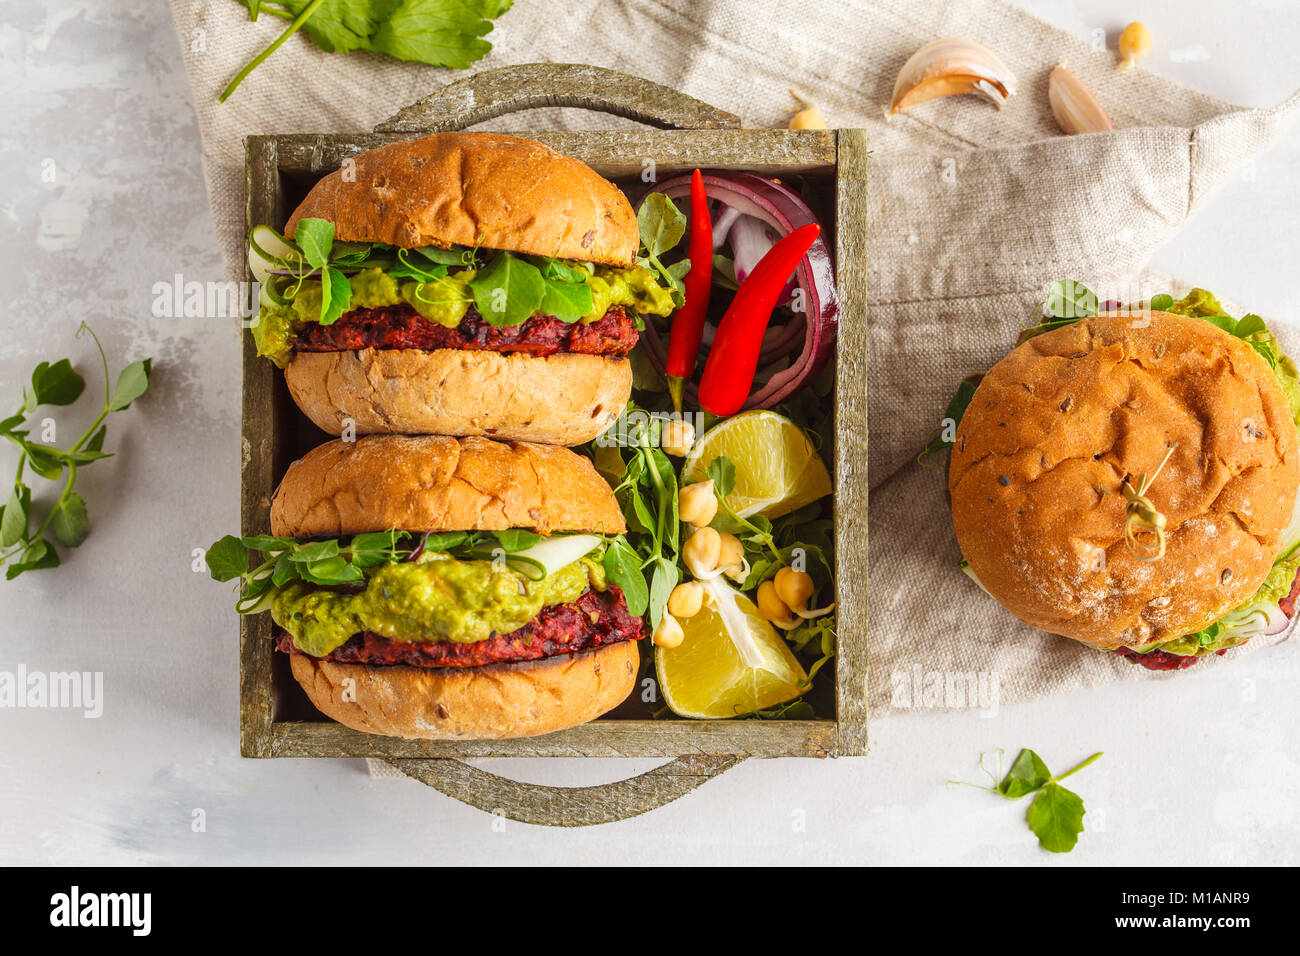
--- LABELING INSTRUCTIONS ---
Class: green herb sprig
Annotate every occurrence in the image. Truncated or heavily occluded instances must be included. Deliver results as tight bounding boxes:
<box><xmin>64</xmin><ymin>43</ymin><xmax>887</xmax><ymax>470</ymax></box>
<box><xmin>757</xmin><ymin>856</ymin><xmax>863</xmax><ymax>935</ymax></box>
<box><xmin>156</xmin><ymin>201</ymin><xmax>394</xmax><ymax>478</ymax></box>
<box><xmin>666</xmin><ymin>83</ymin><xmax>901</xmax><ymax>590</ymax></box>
<box><xmin>207</xmin><ymin>526</ymin><xmax>561</xmax><ymax>608</ymax></box>
<box><xmin>206</xmin><ymin>529</ymin><xmax>416</xmax><ymax>612</ymax></box>
<box><xmin>600</xmin><ymin>407</ymin><xmax>683</xmax><ymax>628</ymax></box>
<box><xmin>635</xmin><ymin>193</ymin><xmax>690</xmax><ymax>307</ymax></box>
<box><xmin>259</xmin><ymin>219</ymin><xmax>618</xmax><ymax>330</ymax></box>
<box><xmin>0</xmin><ymin>324</ymin><xmax>152</xmax><ymax>580</ymax></box>
<box><xmin>703</xmin><ymin>455</ymin><xmax>783</xmax><ymax>563</ymax></box>
<box><xmin>469</xmin><ymin>252</ymin><xmax>597</xmax><ymax>326</ymax></box>
<box><xmin>220</xmin><ymin>0</ymin><xmax>514</xmax><ymax>103</ymax></box>
<box><xmin>954</xmin><ymin>749</ymin><xmax>1104</xmax><ymax>853</ymax></box>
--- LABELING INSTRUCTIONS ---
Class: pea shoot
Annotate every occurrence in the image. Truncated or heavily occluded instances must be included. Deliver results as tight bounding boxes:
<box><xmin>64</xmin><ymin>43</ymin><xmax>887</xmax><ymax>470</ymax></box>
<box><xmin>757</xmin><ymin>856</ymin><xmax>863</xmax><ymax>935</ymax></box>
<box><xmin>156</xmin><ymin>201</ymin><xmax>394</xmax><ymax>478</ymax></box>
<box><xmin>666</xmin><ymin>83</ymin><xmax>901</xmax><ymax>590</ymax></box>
<box><xmin>0</xmin><ymin>324</ymin><xmax>152</xmax><ymax>580</ymax></box>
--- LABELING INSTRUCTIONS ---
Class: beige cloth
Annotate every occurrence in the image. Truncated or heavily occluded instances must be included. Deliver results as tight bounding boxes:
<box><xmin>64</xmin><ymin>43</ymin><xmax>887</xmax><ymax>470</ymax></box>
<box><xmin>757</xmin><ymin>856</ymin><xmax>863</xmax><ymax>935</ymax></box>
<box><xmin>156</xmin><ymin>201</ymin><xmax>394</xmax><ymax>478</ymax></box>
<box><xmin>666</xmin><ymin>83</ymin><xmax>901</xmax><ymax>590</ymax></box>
<box><xmin>170</xmin><ymin>0</ymin><xmax>1300</xmax><ymax>715</ymax></box>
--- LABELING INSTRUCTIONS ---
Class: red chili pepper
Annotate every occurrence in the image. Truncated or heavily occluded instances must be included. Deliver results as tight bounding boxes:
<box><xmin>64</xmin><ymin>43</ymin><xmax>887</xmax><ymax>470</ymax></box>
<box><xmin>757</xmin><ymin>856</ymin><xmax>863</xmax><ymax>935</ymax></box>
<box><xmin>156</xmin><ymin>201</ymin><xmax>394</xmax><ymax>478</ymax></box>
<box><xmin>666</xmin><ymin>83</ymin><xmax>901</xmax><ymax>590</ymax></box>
<box><xmin>666</xmin><ymin>169</ymin><xmax>713</xmax><ymax>412</ymax></box>
<box><xmin>697</xmin><ymin>223</ymin><xmax>820</xmax><ymax>417</ymax></box>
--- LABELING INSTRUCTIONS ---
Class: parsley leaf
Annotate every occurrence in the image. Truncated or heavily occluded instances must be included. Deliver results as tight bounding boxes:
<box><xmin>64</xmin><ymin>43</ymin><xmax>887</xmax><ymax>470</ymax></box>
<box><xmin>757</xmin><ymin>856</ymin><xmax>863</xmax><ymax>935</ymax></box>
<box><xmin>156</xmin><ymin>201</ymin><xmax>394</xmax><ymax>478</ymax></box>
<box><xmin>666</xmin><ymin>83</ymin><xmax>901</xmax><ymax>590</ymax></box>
<box><xmin>273</xmin><ymin>0</ymin><xmax>403</xmax><ymax>55</ymax></box>
<box><xmin>369</xmin><ymin>0</ymin><xmax>498</xmax><ymax>68</ymax></box>
<box><xmin>221</xmin><ymin>0</ymin><xmax>511</xmax><ymax>102</ymax></box>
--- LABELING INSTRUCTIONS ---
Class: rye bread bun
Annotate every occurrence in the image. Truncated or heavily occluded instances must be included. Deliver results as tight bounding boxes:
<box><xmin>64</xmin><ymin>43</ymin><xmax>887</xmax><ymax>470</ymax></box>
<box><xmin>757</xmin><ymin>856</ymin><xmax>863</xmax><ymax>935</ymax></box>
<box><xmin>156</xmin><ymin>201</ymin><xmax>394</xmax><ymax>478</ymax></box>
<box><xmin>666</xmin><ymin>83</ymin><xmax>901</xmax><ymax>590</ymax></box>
<box><xmin>289</xmin><ymin>641</ymin><xmax>639</xmax><ymax>740</ymax></box>
<box><xmin>284</xmin><ymin>348</ymin><xmax>630</xmax><ymax>446</ymax></box>
<box><xmin>284</xmin><ymin>132</ymin><xmax>638</xmax><ymax>267</ymax></box>
<box><xmin>949</xmin><ymin>311</ymin><xmax>1300</xmax><ymax>651</ymax></box>
<box><xmin>270</xmin><ymin>434</ymin><xmax>626</xmax><ymax>538</ymax></box>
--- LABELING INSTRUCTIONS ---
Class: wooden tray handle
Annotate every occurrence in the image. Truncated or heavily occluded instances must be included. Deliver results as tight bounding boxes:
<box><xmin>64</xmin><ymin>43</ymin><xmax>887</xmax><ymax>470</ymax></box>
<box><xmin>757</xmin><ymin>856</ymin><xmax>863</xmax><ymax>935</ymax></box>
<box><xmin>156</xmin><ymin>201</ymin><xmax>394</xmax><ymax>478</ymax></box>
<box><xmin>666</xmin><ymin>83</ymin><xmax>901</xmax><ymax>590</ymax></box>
<box><xmin>374</xmin><ymin>62</ymin><xmax>740</xmax><ymax>133</ymax></box>
<box><xmin>386</xmin><ymin>753</ymin><xmax>742</xmax><ymax>826</ymax></box>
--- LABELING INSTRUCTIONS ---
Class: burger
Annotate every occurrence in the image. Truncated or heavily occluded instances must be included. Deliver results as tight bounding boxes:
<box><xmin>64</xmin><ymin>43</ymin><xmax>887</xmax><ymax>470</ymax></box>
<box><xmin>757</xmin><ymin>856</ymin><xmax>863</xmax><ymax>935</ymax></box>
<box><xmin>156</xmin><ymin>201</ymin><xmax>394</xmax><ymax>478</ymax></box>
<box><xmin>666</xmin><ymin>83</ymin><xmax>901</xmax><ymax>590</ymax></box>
<box><xmin>246</xmin><ymin>132</ymin><xmax>681</xmax><ymax>446</ymax></box>
<box><xmin>261</xmin><ymin>434</ymin><xmax>643</xmax><ymax>740</ymax></box>
<box><xmin>947</xmin><ymin>289</ymin><xmax>1300</xmax><ymax>670</ymax></box>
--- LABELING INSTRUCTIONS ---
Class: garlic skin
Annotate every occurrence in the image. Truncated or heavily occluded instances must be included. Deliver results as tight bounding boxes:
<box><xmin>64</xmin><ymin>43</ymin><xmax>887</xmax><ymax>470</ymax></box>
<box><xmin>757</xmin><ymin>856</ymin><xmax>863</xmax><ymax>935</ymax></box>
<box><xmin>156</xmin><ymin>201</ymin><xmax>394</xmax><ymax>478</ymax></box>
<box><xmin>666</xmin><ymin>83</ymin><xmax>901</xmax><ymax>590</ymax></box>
<box><xmin>1048</xmin><ymin>65</ymin><xmax>1114</xmax><ymax>135</ymax></box>
<box><xmin>888</xmin><ymin>38</ymin><xmax>1018</xmax><ymax>117</ymax></box>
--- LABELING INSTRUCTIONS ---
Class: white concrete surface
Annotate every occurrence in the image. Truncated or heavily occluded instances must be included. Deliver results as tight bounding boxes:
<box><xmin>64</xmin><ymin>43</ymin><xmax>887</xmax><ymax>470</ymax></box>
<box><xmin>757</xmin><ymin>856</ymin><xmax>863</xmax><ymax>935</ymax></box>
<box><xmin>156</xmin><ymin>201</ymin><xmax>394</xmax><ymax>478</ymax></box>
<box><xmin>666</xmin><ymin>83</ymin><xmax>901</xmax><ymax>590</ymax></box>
<box><xmin>1</xmin><ymin>0</ymin><xmax>1297</xmax><ymax>864</ymax></box>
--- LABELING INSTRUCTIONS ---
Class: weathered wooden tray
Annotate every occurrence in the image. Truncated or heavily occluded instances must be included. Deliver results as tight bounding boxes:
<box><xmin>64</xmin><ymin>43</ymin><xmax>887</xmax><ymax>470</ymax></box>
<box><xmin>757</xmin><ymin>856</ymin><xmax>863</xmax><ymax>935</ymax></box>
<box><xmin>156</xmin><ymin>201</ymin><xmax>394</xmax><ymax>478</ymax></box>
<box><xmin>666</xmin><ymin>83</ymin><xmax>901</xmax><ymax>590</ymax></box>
<box><xmin>240</xmin><ymin>64</ymin><xmax>868</xmax><ymax>826</ymax></box>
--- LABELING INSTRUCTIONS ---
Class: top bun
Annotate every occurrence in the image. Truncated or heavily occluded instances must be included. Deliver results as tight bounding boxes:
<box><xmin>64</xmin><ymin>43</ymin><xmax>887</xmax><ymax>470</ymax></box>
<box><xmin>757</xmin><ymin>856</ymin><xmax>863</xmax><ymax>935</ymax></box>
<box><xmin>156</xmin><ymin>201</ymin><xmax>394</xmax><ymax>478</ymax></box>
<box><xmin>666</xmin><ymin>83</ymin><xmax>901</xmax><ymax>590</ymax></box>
<box><xmin>949</xmin><ymin>311</ymin><xmax>1300</xmax><ymax>651</ymax></box>
<box><xmin>271</xmin><ymin>435</ymin><xmax>627</xmax><ymax>538</ymax></box>
<box><xmin>284</xmin><ymin>133</ymin><xmax>638</xmax><ymax>267</ymax></box>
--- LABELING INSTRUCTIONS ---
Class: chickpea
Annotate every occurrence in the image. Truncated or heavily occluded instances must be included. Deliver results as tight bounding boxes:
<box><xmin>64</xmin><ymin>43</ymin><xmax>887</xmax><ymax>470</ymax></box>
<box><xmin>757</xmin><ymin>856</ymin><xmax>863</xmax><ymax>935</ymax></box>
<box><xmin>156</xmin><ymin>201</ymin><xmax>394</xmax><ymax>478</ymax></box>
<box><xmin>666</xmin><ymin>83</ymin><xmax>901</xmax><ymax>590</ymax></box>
<box><xmin>653</xmin><ymin>612</ymin><xmax>684</xmax><ymax>648</ymax></box>
<box><xmin>667</xmin><ymin>581</ymin><xmax>704</xmax><ymax>619</ymax></box>
<box><xmin>660</xmin><ymin>419</ymin><xmax>696</xmax><ymax>457</ymax></box>
<box><xmin>1117</xmin><ymin>21</ymin><xmax>1152</xmax><ymax>70</ymax></box>
<box><xmin>682</xmin><ymin>526</ymin><xmax>722</xmax><ymax>578</ymax></box>
<box><xmin>757</xmin><ymin>579</ymin><xmax>795</xmax><ymax>625</ymax></box>
<box><xmin>774</xmin><ymin>567</ymin><xmax>815</xmax><ymax>611</ymax></box>
<box><xmin>678</xmin><ymin>480</ymin><xmax>718</xmax><ymax>528</ymax></box>
<box><xmin>718</xmin><ymin>533</ymin><xmax>745</xmax><ymax>581</ymax></box>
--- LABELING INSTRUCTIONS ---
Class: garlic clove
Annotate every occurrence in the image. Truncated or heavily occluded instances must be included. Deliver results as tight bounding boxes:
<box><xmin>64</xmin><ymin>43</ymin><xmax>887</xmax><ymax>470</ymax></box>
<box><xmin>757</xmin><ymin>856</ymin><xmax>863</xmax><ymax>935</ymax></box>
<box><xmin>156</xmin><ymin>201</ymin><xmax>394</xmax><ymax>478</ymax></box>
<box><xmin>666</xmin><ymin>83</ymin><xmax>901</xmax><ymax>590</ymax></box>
<box><xmin>788</xmin><ymin>90</ymin><xmax>827</xmax><ymax>129</ymax></box>
<box><xmin>1048</xmin><ymin>65</ymin><xmax>1114</xmax><ymax>135</ymax></box>
<box><xmin>889</xmin><ymin>38</ymin><xmax>1018</xmax><ymax>117</ymax></box>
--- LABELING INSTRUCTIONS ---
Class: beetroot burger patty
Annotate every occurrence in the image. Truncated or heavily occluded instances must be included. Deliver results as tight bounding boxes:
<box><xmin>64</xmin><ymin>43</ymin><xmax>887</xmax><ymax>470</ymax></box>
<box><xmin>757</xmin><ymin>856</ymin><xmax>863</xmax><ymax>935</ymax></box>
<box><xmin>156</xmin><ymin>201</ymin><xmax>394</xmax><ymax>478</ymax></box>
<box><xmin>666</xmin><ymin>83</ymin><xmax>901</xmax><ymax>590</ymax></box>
<box><xmin>275</xmin><ymin>585</ymin><xmax>644</xmax><ymax>669</ymax></box>
<box><xmin>295</xmin><ymin>303</ymin><xmax>640</xmax><ymax>357</ymax></box>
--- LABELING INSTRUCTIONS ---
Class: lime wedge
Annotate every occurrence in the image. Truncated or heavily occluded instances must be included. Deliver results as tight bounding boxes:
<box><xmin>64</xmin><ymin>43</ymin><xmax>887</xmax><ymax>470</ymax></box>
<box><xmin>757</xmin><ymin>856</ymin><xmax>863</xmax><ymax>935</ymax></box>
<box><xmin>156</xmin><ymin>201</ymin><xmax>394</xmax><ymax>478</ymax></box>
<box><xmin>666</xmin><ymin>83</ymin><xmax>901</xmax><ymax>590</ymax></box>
<box><xmin>656</xmin><ymin>578</ymin><xmax>808</xmax><ymax>719</ymax></box>
<box><xmin>681</xmin><ymin>410</ymin><xmax>831</xmax><ymax>519</ymax></box>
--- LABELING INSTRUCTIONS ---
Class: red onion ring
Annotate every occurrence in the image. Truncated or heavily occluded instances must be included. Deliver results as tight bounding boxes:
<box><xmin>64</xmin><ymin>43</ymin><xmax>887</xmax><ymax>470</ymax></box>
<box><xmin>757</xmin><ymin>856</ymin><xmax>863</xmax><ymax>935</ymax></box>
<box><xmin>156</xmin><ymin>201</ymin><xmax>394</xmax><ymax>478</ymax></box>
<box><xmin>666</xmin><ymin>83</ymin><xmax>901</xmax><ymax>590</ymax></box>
<box><xmin>635</xmin><ymin>172</ymin><xmax>839</xmax><ymax>410</ymax></box>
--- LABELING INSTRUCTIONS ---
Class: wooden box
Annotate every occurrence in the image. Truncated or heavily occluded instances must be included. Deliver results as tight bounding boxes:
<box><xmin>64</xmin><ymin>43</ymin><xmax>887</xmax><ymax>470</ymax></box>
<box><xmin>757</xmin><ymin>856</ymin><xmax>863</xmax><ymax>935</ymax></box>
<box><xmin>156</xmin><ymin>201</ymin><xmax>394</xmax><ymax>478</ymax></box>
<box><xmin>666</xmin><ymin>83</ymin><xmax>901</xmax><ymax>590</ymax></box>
<box><xmin>239</xmin><ymin>65</ymin><xmax>867</xmax><ymax>824</ymax></box>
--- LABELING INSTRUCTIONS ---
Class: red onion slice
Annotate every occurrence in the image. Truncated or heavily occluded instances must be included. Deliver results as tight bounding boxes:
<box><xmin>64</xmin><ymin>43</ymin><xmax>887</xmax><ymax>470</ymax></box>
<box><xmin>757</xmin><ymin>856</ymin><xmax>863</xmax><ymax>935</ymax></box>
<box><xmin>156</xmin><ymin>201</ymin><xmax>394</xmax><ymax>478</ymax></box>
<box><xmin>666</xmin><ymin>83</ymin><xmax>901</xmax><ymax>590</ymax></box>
<box><xmin>635</xmin><ymin>172</ymin><xmax>839</xmax><ymax>410</ymax></box>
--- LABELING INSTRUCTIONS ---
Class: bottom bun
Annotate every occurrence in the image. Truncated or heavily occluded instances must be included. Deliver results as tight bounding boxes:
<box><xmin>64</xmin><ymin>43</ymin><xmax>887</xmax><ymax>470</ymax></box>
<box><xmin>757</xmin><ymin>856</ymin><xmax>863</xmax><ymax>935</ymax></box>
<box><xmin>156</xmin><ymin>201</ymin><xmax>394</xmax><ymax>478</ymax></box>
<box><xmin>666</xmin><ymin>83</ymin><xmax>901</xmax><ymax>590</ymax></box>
<box><xmin>285</xmin><ymin>348</ymin><xmax>631</xmax><ymax>445</ymax></box>
<box><xmin>290</xmin><ymin>641</ymin><xmax>640</xmax><ymax>740</ymax></box>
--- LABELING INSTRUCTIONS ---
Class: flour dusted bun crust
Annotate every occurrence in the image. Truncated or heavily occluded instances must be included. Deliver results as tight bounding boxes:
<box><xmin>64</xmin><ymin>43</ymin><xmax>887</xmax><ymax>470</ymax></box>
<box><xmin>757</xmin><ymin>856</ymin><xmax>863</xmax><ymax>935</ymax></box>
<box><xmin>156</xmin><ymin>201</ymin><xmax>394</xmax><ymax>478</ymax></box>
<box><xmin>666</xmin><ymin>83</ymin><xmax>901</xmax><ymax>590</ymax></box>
<box><xmin>279</xmin><ymin>132</ymin><xmax>642</xmax><ymax>445</ymax></box>
<box><xmin>290</xmin><ymin>641</ymin><xmax>639</xmax><ymax>741</ymax></box>
<box><xmin>272</xmin><ymin>434</ymin><xmax>638</xmax><ymax>741</ymax></box>
<box><xmin>285</xmin><ymin>133</ymin><xmax>639</xmax><ymax>268</ymax></box>
<box><xmin>270</xmin><ymin>434</ymin><xmax>627</xmax><ymax>538</ymax></box>
<box><xmin>949</xmin><ymin>312</ymin><xmax>1300</xmax><ymax>651</ymax></box>
<box><xmin>284</xmin><ymin>348</ymin><xmax>631</xmax><ymax>445</ymax></box>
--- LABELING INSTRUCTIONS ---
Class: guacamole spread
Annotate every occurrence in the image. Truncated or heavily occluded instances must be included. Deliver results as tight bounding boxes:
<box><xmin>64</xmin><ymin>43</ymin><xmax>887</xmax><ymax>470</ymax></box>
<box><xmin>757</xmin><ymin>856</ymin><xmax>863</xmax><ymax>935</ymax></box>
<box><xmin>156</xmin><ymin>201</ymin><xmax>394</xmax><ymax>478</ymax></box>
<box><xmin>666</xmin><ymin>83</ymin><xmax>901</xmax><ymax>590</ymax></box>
<box><xmin>270</xmin><ymin>553</ymin><xmax>606</xmax><ymax>658</ymax></box>
<box><xmin>255</xmin><ymin>263</ymin><xmax>676</xmax><ymax>367</ymax></box>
